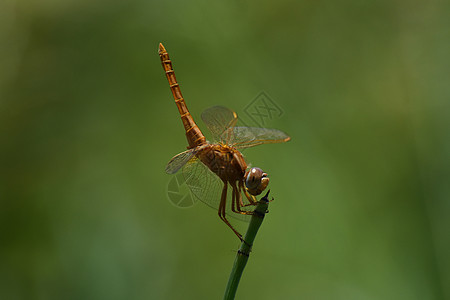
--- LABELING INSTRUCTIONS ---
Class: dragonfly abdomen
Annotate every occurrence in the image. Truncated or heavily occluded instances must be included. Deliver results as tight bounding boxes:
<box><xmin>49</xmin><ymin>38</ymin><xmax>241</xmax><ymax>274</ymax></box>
<box><xmin>180</xmin><ymin>110</ymin><xmax>206</xmax><ymax>149</ymax></box>
<box><xmin>159</xmin><ymin>43</ymin><xmax>206</xmax><ymax>148</ymax></box>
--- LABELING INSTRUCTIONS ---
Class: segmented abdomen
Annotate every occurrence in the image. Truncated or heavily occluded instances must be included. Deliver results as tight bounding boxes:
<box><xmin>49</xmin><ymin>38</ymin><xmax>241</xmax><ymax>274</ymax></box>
<box><xmin>159</xmin><ymin>43</ymin><xmax>206</xmax><ymax>149</ymax></box>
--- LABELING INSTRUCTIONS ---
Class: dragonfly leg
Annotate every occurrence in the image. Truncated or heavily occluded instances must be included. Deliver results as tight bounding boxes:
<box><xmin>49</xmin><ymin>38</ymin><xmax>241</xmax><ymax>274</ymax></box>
<box><xmin>231</xmin><ymin>183</ymin><xmax>238</xmax><ymax>213</ymax></box>
<box><xmin>231</xmin><ymin>182</ymin><xmax>254</xmax><ymax>215</ymax></box>
<box><xmin>240</xmin><ymin>180</ymin><xmax>258</xmax><ymax>207</ymax></box>
<box><xmin>218</xmin><ymin>182</ymin><xmax>243</xmax><ymax>241</ymax></box>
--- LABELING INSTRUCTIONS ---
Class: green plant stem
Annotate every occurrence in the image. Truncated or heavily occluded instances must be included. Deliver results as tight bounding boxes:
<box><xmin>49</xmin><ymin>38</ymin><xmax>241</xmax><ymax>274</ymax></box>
<box><xmin>223</xmin><ymin>190</ymin><xmax>270</xmax><ymax>300</ymax></box>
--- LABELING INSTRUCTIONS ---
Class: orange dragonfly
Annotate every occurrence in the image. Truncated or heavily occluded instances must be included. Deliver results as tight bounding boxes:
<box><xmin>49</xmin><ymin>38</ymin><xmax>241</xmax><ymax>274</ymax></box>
<box><xmin>159</xmin><ymin>43</ymin><xmax>290</xmax><ymax>240</ymax></box>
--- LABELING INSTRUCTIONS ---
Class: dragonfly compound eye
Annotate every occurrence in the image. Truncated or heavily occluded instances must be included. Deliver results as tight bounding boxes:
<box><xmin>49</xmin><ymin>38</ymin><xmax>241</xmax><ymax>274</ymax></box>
<box><xmin>245</xmin><ymin>167</ymin><xmax>270</xmax><ymax>195</ymax></box>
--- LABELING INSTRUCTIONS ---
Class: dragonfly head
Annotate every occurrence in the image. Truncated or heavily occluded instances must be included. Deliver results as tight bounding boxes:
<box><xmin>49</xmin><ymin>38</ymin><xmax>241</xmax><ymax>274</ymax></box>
<box><xmin>245</xmin><ymin>167</ymin><xmax>269</xmax><ymax>196</ymax></box>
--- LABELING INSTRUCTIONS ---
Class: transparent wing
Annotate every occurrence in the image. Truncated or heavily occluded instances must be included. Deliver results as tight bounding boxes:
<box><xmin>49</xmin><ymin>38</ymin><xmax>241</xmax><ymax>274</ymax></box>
<box><xmin>201</xmin><ymin>106</ymin><xmax>290</xmax><ymax>149</ymax></box>
<box><xmin>201</xmin><ymin>106</ymin><xmax>237</xmax><ymax>143</ymax></box>
<box><xmin>182</xmin><ymin>157</ymin><xmax>250</xmax><ymax>222</ymax></box>
<box><xmin>230</xmin><ymin>127</ymin><xmax>291</xmax><ymax>149</ymax></box>
<box><xmin>165</xmin><ymin>148</ymin><xmax>198</xmax><ymax>174</ymax></box>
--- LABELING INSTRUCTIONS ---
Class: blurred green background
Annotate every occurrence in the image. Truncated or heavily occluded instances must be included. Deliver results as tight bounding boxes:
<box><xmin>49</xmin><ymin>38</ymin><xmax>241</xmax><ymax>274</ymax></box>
<box><xmin>1</xmin><ymin>0</ymin><xmax>449</xmax><ymax>299</ymax></box>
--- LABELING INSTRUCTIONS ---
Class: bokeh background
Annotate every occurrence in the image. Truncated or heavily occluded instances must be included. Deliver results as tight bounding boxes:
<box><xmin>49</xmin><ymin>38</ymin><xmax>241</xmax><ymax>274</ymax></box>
<box><xmin>1</xmin><ymin>0</ymin><xmax>449</xmax><ymax>299</ymax></box>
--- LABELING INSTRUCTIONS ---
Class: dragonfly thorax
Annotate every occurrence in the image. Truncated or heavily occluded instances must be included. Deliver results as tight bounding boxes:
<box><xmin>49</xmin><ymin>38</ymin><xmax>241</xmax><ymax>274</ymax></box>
<box><xmin>197</xmin><ymin>144</ymin><xmax>247</xmax><ymax>182</ymax></box>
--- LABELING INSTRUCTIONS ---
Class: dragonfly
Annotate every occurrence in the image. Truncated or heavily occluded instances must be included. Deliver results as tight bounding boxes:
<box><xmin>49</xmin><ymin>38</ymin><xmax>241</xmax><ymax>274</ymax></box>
<box><xmin>159</xmin><ymin>43</ymin><xmax>290</xmax><ymax>241</ymax></box>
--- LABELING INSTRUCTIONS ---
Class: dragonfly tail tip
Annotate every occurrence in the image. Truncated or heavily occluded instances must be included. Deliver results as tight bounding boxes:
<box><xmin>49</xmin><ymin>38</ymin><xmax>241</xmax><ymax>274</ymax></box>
<box><xmin>159</xmin><ymin>43</ymin><xmax>166</xmax><ymax>54</ymax></box>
